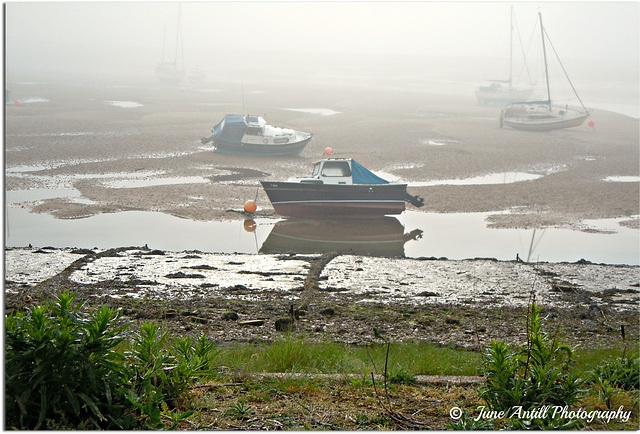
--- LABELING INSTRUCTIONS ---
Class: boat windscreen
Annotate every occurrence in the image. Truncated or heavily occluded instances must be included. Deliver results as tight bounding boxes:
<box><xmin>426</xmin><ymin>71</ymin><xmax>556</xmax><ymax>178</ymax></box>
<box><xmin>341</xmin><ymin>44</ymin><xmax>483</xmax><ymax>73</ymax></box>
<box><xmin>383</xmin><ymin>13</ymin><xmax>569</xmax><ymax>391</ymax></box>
<box><xmin>351</xmin><ymin>160</ymin><xmax>389</xmax><ymax>184</ymax></box>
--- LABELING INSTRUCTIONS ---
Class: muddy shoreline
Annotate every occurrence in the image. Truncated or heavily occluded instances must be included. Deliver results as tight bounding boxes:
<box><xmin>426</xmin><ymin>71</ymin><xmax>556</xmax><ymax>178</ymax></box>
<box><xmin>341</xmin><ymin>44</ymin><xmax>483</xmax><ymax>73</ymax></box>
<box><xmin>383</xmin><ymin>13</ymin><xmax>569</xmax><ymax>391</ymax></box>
<box><xmin>6</xmin><ymin>246</ymin><xmax>638</xmax><ymax>350</ymax></box>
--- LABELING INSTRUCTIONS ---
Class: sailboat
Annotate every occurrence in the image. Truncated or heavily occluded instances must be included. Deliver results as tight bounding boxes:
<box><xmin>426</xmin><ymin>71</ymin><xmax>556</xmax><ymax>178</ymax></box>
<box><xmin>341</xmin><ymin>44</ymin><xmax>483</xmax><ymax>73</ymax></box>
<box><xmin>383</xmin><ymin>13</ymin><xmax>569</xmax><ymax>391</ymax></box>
<box><xmin>156</xmin><ymin>4</ymin><xmax>185</xmax><ymax>85</ymax></box>
<box><xmin>500</xmin><ymin>12</ymin><xmax>589</xmax><ymax>131</ymax></box>
<box><xmin>476</xmin><ymin>6</ymin><xmax>533</xmax><ymax>105</ymax></box>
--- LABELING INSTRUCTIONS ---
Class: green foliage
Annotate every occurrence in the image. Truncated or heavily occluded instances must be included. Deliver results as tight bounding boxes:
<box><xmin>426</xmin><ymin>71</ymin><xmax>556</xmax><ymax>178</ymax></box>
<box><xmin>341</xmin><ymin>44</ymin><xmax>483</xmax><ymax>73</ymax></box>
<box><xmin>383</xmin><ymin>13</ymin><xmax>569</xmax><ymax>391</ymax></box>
<box><xmin>590</xmin><ymin>356</ymin><xmax>639</xmax><ymax>391</ymax></box>
<box><xmin>5</xmin><ymin>291</ymin><xmax>130</xmax><ymax>429</ymax></box>
<box><xmin>478</xmin><ymin>302</ymin><xmax>585</xmax><ymax>429</ymax></box>
<box><xmin>5</xmin><ymin>291</ymin><xmax>220</xmax><ymax>430</ymax></box>
<box><xmin>589</xmin><ymin>356</ymin><xmax>639</xmax><ymax>411</ymax></box>
<box><xmin>228</xmin><ymin>400</ymin><xmax>254</xmax><ymax>417</ymax></box>
<box><xmin>387</xmin><ymin>366</ymin><xmax>416</xmax><ymax>385</ymax></box>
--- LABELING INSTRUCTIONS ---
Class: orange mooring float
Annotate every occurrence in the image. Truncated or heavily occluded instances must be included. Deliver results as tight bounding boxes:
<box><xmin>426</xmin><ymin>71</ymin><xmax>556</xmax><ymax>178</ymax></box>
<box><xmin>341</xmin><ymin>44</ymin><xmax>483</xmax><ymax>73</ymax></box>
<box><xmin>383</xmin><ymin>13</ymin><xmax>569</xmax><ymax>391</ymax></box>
<box><xmin>244</xmin><ymin>199</ymin><xmax>257</xmax><ymax>213</ymax></box>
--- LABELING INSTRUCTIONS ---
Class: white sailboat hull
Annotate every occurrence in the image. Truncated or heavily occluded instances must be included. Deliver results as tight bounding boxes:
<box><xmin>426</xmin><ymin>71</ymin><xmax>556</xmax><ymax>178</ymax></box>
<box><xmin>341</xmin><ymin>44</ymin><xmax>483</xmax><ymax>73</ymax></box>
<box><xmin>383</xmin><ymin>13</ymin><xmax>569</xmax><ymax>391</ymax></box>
<box><xmin>500</xmin><ymin>104</ymin><xmax>589</xmax><ymax>131</ymax></box>
<box><xmin>476</xmin><ymin>85</ymin><xmax>533</xmax><ymax>105</ymax></box>
<box><xmin>156</xmin><ymin>63</ymin><xmax>184</xmax><ymax>85</ymax></box>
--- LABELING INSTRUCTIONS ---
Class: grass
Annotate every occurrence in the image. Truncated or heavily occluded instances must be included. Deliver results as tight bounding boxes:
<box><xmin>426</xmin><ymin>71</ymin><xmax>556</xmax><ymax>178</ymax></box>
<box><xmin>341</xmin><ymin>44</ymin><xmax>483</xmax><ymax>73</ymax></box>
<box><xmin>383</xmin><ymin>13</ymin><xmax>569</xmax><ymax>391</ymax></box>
<box><xmin>215</xmin><ymin>336</ymin><xmax>637</xmax><ymax>379</ymax></box>
<box><xmin>216</xmin><ymin>337</ymin><xmax>483</xmax><ymax>376</ymax></box>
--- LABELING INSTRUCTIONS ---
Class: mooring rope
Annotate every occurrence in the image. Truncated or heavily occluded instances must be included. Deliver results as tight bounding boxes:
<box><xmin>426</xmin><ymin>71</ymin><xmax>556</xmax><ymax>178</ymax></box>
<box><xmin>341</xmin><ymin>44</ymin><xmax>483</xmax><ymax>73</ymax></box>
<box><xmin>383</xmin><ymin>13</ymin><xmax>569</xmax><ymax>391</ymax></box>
<box><xmin>254</xmin><ymin>183</ymin><xmax>260</xmax><ymax>202</ymax></box>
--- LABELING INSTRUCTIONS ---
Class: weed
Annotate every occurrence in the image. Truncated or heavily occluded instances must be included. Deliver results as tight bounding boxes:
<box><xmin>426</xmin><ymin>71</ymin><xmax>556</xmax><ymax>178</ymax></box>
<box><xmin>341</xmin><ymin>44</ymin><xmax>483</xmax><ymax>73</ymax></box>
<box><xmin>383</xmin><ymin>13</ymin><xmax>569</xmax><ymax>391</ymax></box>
<box><xmin>387</xmin><ymin>366</ymin><xmax>417</xmax><ymax>385</ymax></box>
<box><xmin>229</xmin><ymin>400</ymin><xmax>254</xmax><ymax>417</ymax></box>
<box><xmin>590</xmin><ymin>356</ymin><xmax>639</xmax><ymax>391</ymax></box>
<box><xmin>4</xmin><ymin>291</ymin><xmax>220</xmax><ymax>430</ymax></box>
<box><xmin>478</xmin><ymin>301</ymin><xmax>585</xmax><ymax>429</ymax></box>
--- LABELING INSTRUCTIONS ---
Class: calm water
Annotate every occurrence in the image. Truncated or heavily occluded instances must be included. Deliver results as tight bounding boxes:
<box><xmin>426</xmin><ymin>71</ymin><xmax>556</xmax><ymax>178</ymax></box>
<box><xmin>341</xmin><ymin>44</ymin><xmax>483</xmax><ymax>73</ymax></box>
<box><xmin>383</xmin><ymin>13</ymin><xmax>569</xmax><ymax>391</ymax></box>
<box><xmin>5</xmin><ymin>204</ymin><xmax>638</xmax><ymax>265</ymax></box>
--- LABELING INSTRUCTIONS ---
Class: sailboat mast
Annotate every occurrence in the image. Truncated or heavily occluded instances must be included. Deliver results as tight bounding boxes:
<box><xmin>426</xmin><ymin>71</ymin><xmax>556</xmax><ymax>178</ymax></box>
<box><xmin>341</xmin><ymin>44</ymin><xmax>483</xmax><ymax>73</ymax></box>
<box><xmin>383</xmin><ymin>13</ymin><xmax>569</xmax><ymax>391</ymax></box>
<box><xmin>509</xmin><ymin>6</ymin><xmax>513</xmax><ymax>87</ymax></box>
<box><xmin>179</xmin><ymin>3</ymin><xmax>184</xmax><ymax>71</ymax></box>
<box><xmin>174</xmin><ymin>3</ymin><xmax>181</xmax><ymax>66</ymax></box>
<box><xmin>539</xmin><ymin>12</ymin><xmax>551</xmax><ymax>106</ymax></box>
<box><xmin>161</xmin><ymin>25</ymin><xmax>167</xmax><ymax>64</ymax></box>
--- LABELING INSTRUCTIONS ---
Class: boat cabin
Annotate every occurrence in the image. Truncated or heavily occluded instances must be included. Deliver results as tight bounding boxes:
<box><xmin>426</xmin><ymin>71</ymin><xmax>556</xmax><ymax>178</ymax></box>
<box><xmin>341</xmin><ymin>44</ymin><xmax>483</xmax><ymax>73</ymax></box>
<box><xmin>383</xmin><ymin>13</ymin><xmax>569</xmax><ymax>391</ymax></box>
<box><xmin>244</xmin><ymin>116</ymin><xmax>266</xmax><ymax>137</ymax></box>
<box><xmin>290</xmin><ymin>158</ymin><xmax>390</xmax><ymax>186</ymax></box>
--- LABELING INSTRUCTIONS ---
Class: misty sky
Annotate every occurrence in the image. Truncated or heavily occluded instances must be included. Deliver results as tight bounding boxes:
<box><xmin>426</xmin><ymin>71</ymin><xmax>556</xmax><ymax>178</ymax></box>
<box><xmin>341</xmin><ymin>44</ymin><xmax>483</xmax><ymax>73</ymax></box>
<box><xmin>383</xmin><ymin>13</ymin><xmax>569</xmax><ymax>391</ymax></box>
<box><xmin>4</xmin><ymin>1</ymin><xmax>639</xmax><ymax>81</ymax></box>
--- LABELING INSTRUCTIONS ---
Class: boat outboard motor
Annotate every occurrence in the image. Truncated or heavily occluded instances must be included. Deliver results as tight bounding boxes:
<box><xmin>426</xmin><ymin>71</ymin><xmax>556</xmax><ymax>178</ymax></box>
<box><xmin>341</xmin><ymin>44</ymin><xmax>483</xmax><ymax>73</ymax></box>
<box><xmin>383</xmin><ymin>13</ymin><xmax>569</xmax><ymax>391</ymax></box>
<box><xmin>201</xmin><ymin>134</ymin><xmax>214</xmax><ymax>144</ymax></box>
<box><xmin>405</xmin><ymin>193</ymin><xmax>424</xmax><ymax>208</ymax></box>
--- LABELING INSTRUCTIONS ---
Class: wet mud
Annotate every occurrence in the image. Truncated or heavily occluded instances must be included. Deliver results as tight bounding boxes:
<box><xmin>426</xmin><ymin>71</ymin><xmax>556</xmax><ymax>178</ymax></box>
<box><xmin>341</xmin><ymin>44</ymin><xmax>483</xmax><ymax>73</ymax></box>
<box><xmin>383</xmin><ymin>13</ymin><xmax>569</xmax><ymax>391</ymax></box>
<box><xmin>6</xmin><ymin>246</ymin><xmax>638</xmax><ymax>350</ymax></box>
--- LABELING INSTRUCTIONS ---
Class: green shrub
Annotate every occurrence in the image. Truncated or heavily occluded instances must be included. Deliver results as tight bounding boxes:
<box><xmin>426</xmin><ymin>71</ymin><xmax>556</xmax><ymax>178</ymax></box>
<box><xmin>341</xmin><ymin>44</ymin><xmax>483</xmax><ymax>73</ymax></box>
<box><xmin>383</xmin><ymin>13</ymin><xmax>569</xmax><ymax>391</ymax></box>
<box><xmin>5</xmin><ymin>291</ymin><xmax>219</xmax><ymax>430</ymax></box>
<box><xmin>477</xmin><ymin>302</ymin><xmax>585</xmax><ymax>429</ymax></box>
<box><xmin>5</xmin><ymin>291</ymin><xmax>130</xmax><ymax>429</ymax></box>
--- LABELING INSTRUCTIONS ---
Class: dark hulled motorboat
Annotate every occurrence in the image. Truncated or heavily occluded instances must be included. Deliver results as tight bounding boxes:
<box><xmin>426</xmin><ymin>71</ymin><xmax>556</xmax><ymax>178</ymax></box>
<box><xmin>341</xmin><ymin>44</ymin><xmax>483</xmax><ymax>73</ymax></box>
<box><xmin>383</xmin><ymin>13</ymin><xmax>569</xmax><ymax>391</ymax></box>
<box><xmin>260</xmin><ymin>158</ymin><xmax>424</xmax><ymax>219</ymax></box>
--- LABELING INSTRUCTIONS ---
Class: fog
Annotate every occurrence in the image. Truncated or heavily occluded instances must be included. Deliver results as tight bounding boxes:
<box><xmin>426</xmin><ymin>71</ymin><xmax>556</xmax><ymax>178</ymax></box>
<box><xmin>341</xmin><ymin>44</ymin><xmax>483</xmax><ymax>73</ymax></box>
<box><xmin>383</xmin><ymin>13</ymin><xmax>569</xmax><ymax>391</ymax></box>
<box><xmin>4</xmin><ymin>1</ymin><xmax>638</xmax><ymax>85</ymax></box>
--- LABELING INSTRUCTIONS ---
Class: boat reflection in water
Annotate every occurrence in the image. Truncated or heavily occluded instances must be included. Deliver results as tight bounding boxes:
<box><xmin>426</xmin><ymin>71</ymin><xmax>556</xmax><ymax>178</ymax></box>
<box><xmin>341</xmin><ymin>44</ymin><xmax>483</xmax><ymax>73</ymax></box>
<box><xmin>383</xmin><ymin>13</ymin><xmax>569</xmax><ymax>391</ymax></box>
<box><xmin>257</xmin><ymin>217</ymin><xmax>423</xmax><ymax>258</ymax></box>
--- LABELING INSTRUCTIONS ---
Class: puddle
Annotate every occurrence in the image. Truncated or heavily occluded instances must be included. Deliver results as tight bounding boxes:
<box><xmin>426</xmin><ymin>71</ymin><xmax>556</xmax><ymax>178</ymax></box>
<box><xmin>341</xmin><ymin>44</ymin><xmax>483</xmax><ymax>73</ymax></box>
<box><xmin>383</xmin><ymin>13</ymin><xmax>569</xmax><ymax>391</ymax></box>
<box><xmin>419</xmin><ymin>138</ymin><xmax>460</xmax><ymax>146</ymax></box>
<box><xmin>285</xmin><ymin>108</ymin><xmax>341</xmax><ymax>116</ymax></box>
<box><xmin>603</xmin><ymin>176</ymin><xmax>640</xmax><ymax>183</ymax></box>
<box><xmin>16</xmin><ymin>97</ymin><xmax>49</xmax><ymax>104</ymax></box>
<box><xmin>376</xmin><ymin>171</ymin><xmax>543</xmax><ymax>186</ymax></box>
<box><xmin>5</xmin><ymin>204</ymin><xmax>638</xmax><ymax>265</ymax></box>
<box><xmin>6</xmin><ymin>164</ymin><xmax>53</xmax><ymax>173</ymax></box>
<box><xmin>5</xmin><ymin>130</ymin><xmax>141</xmax><ymax>138</ymax></box>
<box><xmin>4</xmin><ymin>207</ymin><xmax>272</xmax><ymax>253</ymax></box>
<box><xmin>398</xmin><ymin>211</ymin><xmax>638</xmax><ymax>265</ymax></box>
<box><xmin>7</xmin><ymin>188</ymin><xmax>84</xmax><ymax>204</ymax></box>
<box><xmin>104</xmin><ymin>100</ymin><xmax>143</xmax><ymax>108</ymax></box>
<box><xmin>103</xmin><ymin>176</ymin><xmax>210</xmax><ymax>189</ymax></box>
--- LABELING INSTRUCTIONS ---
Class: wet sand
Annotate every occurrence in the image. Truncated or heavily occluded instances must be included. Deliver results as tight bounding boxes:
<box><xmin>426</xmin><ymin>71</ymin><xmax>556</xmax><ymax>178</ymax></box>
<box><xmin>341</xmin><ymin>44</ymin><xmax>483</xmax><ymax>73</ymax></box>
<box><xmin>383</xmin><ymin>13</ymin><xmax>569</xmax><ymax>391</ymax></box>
<box><xmin>5</xmin><ymin>78</ymin><xmax>639</xmax><ymax>229</ymax></box>
<box><xmin>4</xmin><ymin>246</ymin><xmax>639</xmax><ymax>349</ymax></box>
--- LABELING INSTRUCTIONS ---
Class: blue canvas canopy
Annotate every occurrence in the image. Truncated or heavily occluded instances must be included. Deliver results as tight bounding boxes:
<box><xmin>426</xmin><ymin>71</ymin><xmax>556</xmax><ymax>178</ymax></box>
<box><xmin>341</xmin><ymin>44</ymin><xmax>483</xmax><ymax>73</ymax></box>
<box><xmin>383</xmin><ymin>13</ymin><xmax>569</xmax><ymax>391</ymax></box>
<box><xmin>351</xmin><ymin>160</ymin><xmax>389</xmax><ymax>184</ymax></box>
<box><xmin>213</xmin><ymin>114</ymin><xmax>247</xmax><ymax>144</ymax></box>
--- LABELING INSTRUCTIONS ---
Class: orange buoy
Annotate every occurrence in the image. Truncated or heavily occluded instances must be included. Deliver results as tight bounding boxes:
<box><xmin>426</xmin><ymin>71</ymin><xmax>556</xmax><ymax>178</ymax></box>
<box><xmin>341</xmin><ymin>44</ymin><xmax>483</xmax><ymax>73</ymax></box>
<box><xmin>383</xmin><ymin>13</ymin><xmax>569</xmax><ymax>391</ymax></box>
<box><xmin>244</xmin><ymin>199</ymin><xmax>257</xmax><ymax>213</ymax></box>
<box><xmin>324</xmin><ymin>147</ymin><xmax>333</xmax><ymax>156</ymax></box>
<box><xmin>243</xmin><ymin>219</ymin><xmax>257</xmax><ymax>232</ymax></box>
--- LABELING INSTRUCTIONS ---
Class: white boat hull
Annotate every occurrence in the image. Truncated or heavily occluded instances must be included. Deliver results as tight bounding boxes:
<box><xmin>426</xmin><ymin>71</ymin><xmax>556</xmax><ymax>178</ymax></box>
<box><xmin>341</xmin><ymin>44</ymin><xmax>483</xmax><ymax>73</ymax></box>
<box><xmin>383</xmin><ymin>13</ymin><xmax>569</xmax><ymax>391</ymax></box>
<box><xmin>500</xmin><ymin>104</ymin><xmax>589</xmax><ymax>131</ymax></box>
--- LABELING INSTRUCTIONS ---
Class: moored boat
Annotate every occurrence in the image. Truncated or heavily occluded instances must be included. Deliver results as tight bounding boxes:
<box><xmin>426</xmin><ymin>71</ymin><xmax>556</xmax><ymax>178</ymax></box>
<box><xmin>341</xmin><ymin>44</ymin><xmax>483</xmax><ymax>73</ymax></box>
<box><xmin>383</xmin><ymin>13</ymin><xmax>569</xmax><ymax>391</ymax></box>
<box><xmin>202</xmin><ymin>114</ymin><xmax>313</xmax><ymax>156</ymax></box>
<box><xmin>500</xmin><ymin>12</ymin><xmax>589</xmax><ymax>131</ymax></box>
<box><xmin>475</xmin><ymin>6</ymin><xmax>532</xmax><ymax>106</ymax></box>
<box><xmin>500</xmin><ymin>102</ymin><xmax>589</xmax><ymax>131</ymax></box>
<box><xmin>260</xmin><ymin>158</ymin><xmax>424</xmax><ymax>219</ymax></box>
<box><xmin>156</xmin><ymin>4</ymin><xmax>185</xmax><ymax>85</ymax></box>
<box><xmin>476</xmin><ymin>82</ymin><xmax>532</xmax><ymax>106</ymax></box>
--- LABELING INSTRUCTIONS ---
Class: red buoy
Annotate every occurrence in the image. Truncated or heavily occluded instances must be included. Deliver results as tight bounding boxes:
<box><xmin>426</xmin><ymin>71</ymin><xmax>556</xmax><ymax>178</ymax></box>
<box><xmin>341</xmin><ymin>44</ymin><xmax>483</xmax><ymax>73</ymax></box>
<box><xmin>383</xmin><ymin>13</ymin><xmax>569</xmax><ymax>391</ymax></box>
<box><xmin>14</xmin><ymin>100</ymin><xmax>21</xmax><ymax>106</ymax></box>
<box><xmin>324</xmin><ymin>147</ymin><xmax>333</xmax><ymax>156</ymax></box>
<box><xmin>588</xmin><ymin>120</ymin><xmax>595</xmax><ymax>128</ymax></box>
<box><xmin>244</xmin><ymin>200</ymin><xmax>257</xmax><ymax>213</ymax></box>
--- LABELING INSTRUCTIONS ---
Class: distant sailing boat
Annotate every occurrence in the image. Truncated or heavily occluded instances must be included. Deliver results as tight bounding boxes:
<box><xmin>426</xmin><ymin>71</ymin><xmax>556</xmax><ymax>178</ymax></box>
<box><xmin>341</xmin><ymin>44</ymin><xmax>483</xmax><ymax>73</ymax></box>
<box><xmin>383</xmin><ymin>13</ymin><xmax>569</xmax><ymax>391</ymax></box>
<box><xmin>476</xmin><ymin>6</ymin><xmax>533</xmax><ymax>105</ymax></box>
<box><xmin>156</xmin><ymin>4</ymin><xmax>185</xmax><ymax>85</ymax></box>
<box><xmin>500</xmin><ymin>12</ymin><xmax>589</xmax><ymax>131</ymax></box>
